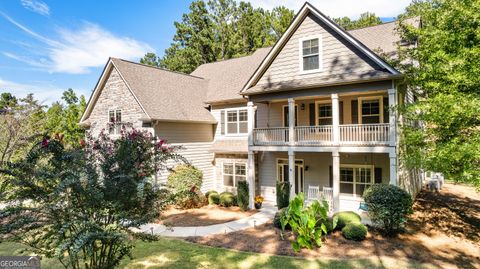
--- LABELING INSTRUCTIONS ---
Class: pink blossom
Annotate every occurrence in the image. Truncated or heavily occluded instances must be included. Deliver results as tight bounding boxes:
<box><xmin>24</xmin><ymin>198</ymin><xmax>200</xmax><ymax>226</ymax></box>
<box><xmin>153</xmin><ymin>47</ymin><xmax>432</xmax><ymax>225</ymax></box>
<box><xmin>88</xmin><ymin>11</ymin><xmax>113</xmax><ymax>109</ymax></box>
<box><xmin>41</xmin><ymin>138</ymin><xmax>49</xmax><ymax>148</ymax></box>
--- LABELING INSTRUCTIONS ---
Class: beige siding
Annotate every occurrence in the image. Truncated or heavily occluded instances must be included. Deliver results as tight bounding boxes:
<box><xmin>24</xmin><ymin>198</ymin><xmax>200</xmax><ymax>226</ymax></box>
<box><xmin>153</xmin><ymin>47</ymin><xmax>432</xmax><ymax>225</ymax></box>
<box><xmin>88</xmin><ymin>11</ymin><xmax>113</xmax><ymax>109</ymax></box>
<box><xmin>258</xmin><ymin>152</ymin><xmax>390</xmax><ymax>203</ymax></box>
<box><xmin>257</xmin><ymin>14</ymin><xmax>381</xmax><ymax>86</ymax></box>
<box><xmin>87</xmin><ymin>68</ymin><xmax>147</xmax><ymax>136</ymax></box>
<box><xmin>154</xmin><ymin>122</ymin><xmax>214</xmax><ymax>144</ymax></box>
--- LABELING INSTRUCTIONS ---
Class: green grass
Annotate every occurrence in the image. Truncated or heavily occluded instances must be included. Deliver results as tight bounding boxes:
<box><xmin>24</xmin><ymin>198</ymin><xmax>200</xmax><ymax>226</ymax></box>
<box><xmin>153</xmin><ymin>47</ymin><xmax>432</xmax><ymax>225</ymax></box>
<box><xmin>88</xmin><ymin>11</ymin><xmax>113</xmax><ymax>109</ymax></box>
<box><xmin>0</xmin><ymin>238</ymin><xmax>438</xmax><ymax>269</ymax></box>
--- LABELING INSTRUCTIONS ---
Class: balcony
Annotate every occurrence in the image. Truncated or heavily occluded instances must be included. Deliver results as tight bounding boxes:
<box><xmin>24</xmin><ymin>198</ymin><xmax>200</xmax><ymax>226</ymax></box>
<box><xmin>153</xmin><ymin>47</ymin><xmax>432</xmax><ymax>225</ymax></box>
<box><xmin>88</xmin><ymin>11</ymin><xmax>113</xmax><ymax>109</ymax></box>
<box><xmin>253</xmin><ymin>123</ymin><xmax>390</xmax><ymax>146</ymax></box>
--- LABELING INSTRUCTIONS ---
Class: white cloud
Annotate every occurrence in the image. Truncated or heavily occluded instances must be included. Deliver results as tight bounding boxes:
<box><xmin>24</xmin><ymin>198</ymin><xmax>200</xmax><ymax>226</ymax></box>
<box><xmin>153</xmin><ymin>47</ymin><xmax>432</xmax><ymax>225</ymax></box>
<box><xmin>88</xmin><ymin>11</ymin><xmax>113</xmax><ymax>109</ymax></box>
<box><xmin>1</xmin><ymin>14</ymin><xmax>154</xmax><ymax>74</ymax></box>
<box><xmin>21</xmin><ymin>0</ymin><xmax>50</xmax><ymax>16</ymax></box>
<box><xmin>248</xmin><ymin>0</ymin><xmax>412</xmax><ymax>19</ymax></box>
<box><xmin>0</xmin><ymin>78</ymin><xmax>64</xmax><ymax>104</ymax></box>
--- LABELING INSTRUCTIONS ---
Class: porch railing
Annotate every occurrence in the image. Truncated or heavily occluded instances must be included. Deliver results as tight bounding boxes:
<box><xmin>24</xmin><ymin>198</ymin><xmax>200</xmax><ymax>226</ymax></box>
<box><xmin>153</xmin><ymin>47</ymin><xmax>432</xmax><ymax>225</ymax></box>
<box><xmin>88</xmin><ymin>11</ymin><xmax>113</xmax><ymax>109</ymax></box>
<box><xmin>253</xmin><ymin>127</ymin><xmax>288</xmax><ymax>146</ymax></box>
<box><xmin>295</xmin><ymin>126</ymin><xmax>333</xmax><ymax>145</ymax></box>
<box><xmin>252</xmin><ymin>123</ymin><xmax>390</xmax><ymax>146</ymax></box>
<box><xmin>339</xmin><ymin>123</ymin><xmax>389</xmax><ymax>145</ymax></box>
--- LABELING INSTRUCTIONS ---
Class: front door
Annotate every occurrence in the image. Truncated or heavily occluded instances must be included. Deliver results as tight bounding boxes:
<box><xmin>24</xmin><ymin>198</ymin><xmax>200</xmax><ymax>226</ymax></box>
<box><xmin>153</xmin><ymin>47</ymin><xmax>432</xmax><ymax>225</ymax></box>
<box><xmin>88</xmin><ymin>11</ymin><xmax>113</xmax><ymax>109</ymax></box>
<box><xmin>277</xmin><ymin>159</ymin><xmax>304</xmax><ymax>194</ymax></box>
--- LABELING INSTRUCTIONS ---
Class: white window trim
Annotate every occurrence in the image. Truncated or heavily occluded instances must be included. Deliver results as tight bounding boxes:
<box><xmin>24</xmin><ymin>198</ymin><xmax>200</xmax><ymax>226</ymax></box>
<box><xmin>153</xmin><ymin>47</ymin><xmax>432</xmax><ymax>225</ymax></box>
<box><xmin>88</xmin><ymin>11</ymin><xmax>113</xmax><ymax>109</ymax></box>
<box><xmin>108</xmin><ymin>109</ymin><xmax>122</xmax><ymax>135</ymax></box>
<box><xmin>314</xmin><ymin>100</ymin><xmax>332</xmax><ymax>125</ymax></box>
<box><xmin>358</xmin><ymin>96</ymin><xmax>384</xmax><ymax>124</ymax></box>
<box><xmin>339</xmin><ymin>164</ymin><xmax>375</xmax><ymax>198</ymax></box>
<box><xmin>282</xmin><ymin>104</ymin><xmax>298</xmax><ymax>127</ymax></box>
<box><xmin>223</xmin><ymin>107</ymin><xmax>248</xmax><ymax>137</ymax></box>
<box><xmin>276</xmin><ymin>158</ymin><xmax>304</xmax><ymax>188</ymax></box>
<box><xmin>299</xmin><ymin>35</ymin><xmax>323</xmax><ymax>74</ymax></box>
<box><xmin>222</xmin><ymin>161</ymin><xmax>247</xmax><ymax>188</ymax></box>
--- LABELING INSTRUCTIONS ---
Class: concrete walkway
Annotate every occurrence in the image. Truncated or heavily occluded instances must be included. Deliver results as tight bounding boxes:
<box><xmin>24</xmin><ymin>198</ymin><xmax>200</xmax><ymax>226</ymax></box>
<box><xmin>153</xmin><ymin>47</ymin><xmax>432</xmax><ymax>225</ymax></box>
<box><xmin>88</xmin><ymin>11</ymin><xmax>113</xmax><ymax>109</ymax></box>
<box><xmin>137</xmin><ymin>203</ymin><xmax>277</xmax><ymax>238</ymax></box>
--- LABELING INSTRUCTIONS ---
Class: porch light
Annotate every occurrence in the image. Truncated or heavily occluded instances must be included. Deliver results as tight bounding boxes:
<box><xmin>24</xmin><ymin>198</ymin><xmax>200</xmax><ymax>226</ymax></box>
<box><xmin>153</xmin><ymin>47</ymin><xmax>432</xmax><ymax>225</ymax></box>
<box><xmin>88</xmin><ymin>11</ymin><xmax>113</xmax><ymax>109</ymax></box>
<box><xmin>300</xmin><ymin>103</ymin><xmax>305</xmax><ymax>110</ymax></box>
<box><xmin>305</xmin><ymin>165</ymin><xmax>309</xmax><ymax>171</ymax></box>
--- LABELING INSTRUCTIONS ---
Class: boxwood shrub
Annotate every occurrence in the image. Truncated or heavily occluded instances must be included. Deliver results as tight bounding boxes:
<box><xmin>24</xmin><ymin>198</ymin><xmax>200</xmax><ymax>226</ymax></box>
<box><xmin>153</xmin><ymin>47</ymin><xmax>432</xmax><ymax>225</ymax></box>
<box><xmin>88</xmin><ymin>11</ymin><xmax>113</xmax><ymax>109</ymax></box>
<box><xmin>219</xmin><ymin>191</ymin><xmax>236</xmax><ymax>207</ymax></box>
<box><xmin>276</xmin><ymin>181</ymin><xmax>290</xmax><ymax>209</ymax></box>
<box><xmin>333</xmin><ymin>211</ymin><xmax>361</xmax><ymax>230</ymax></box>
<box><xmin>208</xmin><ymin>193</ymin><xmax>220</xmax><ymax>205</ymax></box>
<box><xmin>205</xmin><ymin>190</ymin><xmax>218</xmax><ymax>199</ymax></box>
<box><xmin>363</xmin><ymin>184</ymin><xmax>413</xmax><ymax>236</ymax></box>
<box><xmin>342</xmin><ymin>222</ymin><xmax>368</xmax><ymax>241</ymax></box>
<box><xmin>167</xmin><ymin>164</ymin><xmax>203</xmax><ymax>194</ymax></box>
<box><xmin>237</xmin><ymin>180</ymin><xmax>249</xmax><ymax>211</ymax></box>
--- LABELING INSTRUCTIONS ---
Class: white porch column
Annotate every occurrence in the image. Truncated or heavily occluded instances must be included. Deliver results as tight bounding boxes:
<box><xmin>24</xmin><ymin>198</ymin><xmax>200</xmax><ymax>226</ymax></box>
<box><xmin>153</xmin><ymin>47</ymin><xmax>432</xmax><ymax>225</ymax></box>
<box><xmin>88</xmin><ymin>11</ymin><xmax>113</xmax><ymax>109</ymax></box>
<box><xmin>288</xmin><ymin>149</ymin><xmax>296</xmax><ymax>200</ymax></box>
<box><xmin>388</xmin><ymin>88</ymin><xmax>396</xmax><ymax>147</ymax></box>
<box><xmin>288</xmin><ymin>98</ymin><xmax>295</xmax><ymax>146</ymax></box>
<box><xmin>247</xmin><ymin>101</ymin><xmax>255</xmax><ymax>146</ymax></box>
<box><xmin>332</xmin><ymin>150</ymin><xmax>340</xmax><ymax>212</ymax></box>
<box><xmin>389</xmin><ymin>150</ymin><xmax>398</xmax><ymax>186</ymax></box>
<box><xmin>247</xmin><ymin>151</ymin><xmax>256</xmax><ymax>208</ymax></box>
<box><xmin>331</xmin><ymin>94</ymin><xmax>340</xmax><ymax>145</ymax></box>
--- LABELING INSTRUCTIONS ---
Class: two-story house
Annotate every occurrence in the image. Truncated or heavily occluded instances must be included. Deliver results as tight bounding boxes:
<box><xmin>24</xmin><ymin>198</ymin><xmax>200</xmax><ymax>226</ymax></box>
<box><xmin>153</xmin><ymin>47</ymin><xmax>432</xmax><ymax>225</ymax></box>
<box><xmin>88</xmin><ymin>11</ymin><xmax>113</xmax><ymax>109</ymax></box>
<box><xmin>80</xmin><ymin>2</ymin><xmax>422</xmax><ymax>211</ymax></box>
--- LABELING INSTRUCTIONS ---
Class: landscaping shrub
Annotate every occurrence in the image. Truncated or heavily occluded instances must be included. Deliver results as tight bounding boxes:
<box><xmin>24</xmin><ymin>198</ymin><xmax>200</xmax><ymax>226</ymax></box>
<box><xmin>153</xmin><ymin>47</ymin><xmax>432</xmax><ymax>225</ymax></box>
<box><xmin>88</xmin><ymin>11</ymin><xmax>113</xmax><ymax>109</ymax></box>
<box><xmin>237</xmin><ymin>180</ymin><xmax>249</xmax><ymax>211</ymax></box>
<box><xmin>273</xmin><ymin>208</ymin><xmax>290</xmax><ymax>230</ymax></box>
<box><xmin>205</xmin><ymin>190</ymin><xmax>218</xmax><ymax>199</ymax></box>
<box><xmin>342</xmin><ymin>222</ymin><xmax>368</xmax><ymax>241</ymax></box>
<box><xmin>333</xmin><ymin>211</ymin><xmax>361</xmax><ymax>230</ymax></box>
<box><xmin>317</xmin><ymin>217</ymin><xmax>335</xmax><ymax>234</ymax></box>
<box><xmin>208</xmin><ymin>193</ymin><xmax>220</xmax><ymax>205</ymax></box>
<box><xmin>174</xmin><ymin>190</ymin><xmax>206</xmax><ymax>209</ymax></box>
<box><xmin>280</xmin><ymin>193</ymin><xmax>330</xmax><ymax>251</ymax></box>
<box><xmin>219</xmin><ymin>191</ymin><xmax>236</xmax><ymax>207</ymax></box>
<box><xmin>363</xmin><ymin>184</ymin><xmax>413</xmax><ymax>236</ymax></box>
<box><xmin>167</xmin><ymin>164</ymin><xmax>203</xmax><ymax>194</ymax></box>
<box><xmin>276</xmin><ymin>181</ymin><xmax>290</xmax><ymax>209</ymax></box>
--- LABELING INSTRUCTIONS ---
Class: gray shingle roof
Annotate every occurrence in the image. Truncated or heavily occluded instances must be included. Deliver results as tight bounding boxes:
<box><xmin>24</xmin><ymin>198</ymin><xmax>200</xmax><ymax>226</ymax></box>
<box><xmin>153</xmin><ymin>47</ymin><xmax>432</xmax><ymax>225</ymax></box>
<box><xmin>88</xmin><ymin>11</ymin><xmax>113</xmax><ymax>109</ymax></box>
<box><xmin>111</xmin><ymin>58</ymin><xmax>216</xmax><ymax>123</ymax></box>
<box><xmin>348</xmin><ymin>17</ymin><xmax>420</xmax><ymax>57</ymax></box>
<box><xmin>191</xmin><ymin>47</ymin><xmax>271</xmax><ymax>103</ymax></box>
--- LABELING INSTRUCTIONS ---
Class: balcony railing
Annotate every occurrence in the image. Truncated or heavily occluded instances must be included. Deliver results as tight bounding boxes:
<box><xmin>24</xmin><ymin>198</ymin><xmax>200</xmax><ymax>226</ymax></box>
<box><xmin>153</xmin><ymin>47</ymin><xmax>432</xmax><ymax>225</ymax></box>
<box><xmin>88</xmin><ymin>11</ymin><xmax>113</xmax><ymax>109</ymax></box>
<box><xmin>253</xmin><ymin>123</ymin><xmax>390</xmax><ymax>146</ymax></box>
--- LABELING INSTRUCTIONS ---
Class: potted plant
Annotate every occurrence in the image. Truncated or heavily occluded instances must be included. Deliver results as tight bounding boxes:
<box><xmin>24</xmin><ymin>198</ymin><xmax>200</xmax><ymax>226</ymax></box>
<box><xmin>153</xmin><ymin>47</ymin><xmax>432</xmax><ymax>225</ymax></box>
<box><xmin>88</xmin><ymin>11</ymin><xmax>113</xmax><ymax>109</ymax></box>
<box><xmin>254</xmin><ymin>195</ymin><xmax>264</xmax><ymax>209</ymax></box>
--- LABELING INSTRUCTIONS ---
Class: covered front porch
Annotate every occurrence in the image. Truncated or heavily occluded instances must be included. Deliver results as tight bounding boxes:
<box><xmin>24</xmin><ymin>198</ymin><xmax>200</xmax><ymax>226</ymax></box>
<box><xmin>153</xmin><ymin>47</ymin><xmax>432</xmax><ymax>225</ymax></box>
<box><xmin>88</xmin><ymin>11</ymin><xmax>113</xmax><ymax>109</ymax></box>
<box><xmin>254</xmin><ymin>150</ymin><xmax>396</xmax><ymax>213</ymax></box>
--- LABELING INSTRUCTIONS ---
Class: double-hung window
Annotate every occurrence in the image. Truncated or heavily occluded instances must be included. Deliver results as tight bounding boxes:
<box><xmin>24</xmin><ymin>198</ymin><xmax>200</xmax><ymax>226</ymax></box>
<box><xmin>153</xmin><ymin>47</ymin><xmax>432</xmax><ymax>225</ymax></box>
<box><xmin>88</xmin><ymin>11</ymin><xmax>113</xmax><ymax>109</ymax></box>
<box><xmin>359</xmin><ymin>97</ymin><xmax>383</xmax><ymax>124</ymax></box>
<box><xmin>316</xmin><ymin>101</ymin><xmax>332</xmax><ymax>125</ymax></box>
<box><xmin>223</xmin><ymin>162</ymin><xmax>246</xmax><ymax>187</ymax></box>
<box><xmin>300</xmin><ymin>36</ymin><xmax>321</xmax><ymax>72</ymax></box>
<box><xmin>224</xmin><ymin>109</ymin><xmax>248</xmax><ymax>135</ymax></box>
<box><xmin>108</xmin><ymin>109</ymin><xmax>122</xmax><ymax>134</ymax></box>
<box><xmin>339</xmin><ymin>165</ymin><xmax>374</xmax><ymax>197</ymax></box>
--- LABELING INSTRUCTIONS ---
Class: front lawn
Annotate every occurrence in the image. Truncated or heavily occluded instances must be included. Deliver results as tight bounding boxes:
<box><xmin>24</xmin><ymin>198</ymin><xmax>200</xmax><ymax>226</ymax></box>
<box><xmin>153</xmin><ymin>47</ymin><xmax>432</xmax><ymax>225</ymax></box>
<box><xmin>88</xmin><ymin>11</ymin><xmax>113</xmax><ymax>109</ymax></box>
<box><xmin>0</xmin><ymin>237</ymin><xmax>434</xmax><ymax>269</ymax></box>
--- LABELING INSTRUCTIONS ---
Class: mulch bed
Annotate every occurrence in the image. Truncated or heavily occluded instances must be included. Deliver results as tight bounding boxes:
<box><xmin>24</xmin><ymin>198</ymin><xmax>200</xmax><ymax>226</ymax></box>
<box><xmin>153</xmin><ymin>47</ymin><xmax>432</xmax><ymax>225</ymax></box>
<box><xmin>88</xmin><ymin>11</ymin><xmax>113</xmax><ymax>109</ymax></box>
<box><xmin>187</xmin><ymin>183</ymin><xmax>480</xmax><ymax>269</ymax></box>
<box><xmin>158</xmin><ymin>205</ymin><xmax>257</xmax><ymax>227</ymax></box>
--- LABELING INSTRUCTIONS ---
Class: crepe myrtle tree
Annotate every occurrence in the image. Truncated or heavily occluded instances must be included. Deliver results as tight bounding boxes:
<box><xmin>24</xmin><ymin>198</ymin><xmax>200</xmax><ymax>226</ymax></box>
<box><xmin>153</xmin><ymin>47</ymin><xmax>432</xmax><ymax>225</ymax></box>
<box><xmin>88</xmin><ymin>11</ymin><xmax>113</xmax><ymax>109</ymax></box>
<box><xmin>0</xmin><ymin>127</ymin><xmax>184</xmax><ymax>269</ymax></box>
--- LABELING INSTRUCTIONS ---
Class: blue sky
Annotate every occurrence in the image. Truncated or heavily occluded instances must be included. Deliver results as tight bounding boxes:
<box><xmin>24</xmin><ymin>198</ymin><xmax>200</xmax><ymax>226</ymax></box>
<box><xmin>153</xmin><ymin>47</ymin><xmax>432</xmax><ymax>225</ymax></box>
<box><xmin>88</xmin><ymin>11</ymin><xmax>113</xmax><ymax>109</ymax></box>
<box><xmin>0</xmin><ymin>0</ymin><xmax>411</xmax><ymax>105</ymax></box>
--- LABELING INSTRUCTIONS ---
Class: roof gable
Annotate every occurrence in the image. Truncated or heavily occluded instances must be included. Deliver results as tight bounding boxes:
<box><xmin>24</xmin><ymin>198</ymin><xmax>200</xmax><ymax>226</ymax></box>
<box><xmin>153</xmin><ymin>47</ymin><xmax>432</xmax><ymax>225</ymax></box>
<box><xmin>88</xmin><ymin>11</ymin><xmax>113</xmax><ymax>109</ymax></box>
<box><xmin>241</xmin><ymin>2</ymin><xmax>400</xmax><ymax>94</ymax></box>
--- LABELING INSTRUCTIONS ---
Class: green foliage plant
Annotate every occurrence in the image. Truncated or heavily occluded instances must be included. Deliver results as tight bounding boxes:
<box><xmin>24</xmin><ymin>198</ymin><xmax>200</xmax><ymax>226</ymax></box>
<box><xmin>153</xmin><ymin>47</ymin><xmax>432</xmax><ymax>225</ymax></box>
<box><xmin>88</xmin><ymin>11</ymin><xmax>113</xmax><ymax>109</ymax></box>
<box><xmin>167</xmin><ymin>164</ymin><xmax>203</xmax><ymax>194</ymax></box>
<box><xmin>208</xmin><ymin>192</ymin><xmax>220</xmax><ymax>205</ymax></box>
<box><xmin>280</xmin><ymin>193</ymin><xmax>334</xmax><ymax>252</ymax></box>
<box><xmin>237</xmin><ymin>180</ymin><xmax>249</xmax><ymax>211</ymax></box>
<box><xmin>342</xmin><ymin>222</ymin><xmax>368</xmax><ymax>241</ymax></box>
<box><xmin>205</xmin><ymin>190</ymin><xmax>218</xmax><ymax>199</ymax></box>
<box><xmin>332</xmin><ymin>211</ymin><xmax>362</xmax><ymax>230</ymax></box>
<box><xmin>276</xmin><ymin>181</ymin><xmax>290</xmax><ymax>209</ymax></box>
<box><xmin>363</xmin><ymin>184</ymin><xmax>413</xmax><ymax>236</ymax></box>
<box><xmin>219</xmin><ymin>191</ymin><xmax>235</xmax><ymax>207</ymax></box>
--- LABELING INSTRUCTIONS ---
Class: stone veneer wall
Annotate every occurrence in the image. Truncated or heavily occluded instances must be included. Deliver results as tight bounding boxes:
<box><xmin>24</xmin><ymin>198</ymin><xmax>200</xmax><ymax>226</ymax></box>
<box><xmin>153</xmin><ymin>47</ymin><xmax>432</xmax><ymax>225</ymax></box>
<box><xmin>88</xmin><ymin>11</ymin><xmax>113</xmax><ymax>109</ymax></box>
<box><xmin>87</xmin><ymin>67</ymin><xmax>147</xmax><ymax>136</ymax></box>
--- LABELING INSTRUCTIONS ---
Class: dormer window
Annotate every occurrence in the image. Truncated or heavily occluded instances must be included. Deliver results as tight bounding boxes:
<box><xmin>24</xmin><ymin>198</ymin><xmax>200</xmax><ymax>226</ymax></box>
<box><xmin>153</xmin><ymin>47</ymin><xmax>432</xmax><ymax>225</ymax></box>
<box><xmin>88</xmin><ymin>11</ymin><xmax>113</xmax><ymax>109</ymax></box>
<box><xmin>300</xmin><ymin>36</ymin><xmax>322</xmax><ymax>73</ymax></box>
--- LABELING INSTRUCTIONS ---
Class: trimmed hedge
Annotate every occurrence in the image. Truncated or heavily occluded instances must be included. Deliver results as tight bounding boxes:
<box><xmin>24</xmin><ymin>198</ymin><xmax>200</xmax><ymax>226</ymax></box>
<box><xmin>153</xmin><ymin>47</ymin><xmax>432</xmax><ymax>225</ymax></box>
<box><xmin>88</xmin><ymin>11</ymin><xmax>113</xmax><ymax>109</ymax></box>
<box><xmin>237</xmin><ymin>180</ymin><xmax>249</xmax><ymax>211</ymax></box>
<box><xmin>363</xmin><ymin>184</ymin><xmax>413</xmax><ymax>235</ymax></box>
<box><xmin>167</xmin><ymin>164</ymin><xmax>203</xmax><ymax>194</ymax></box>
<box><xmin>276</xmin><ymin>181</ymin><xmax>290</xmax><ymax>209</ymax></box>
<box><xmin>205</xmin><ymin>190</ymin><xmax>218</xmax><ymax>199</ymax></box>
<box><xmin>342</xmin><ymin>222</ymin><xmax>368</xmax><ymax>241</ymax></box>
<box><xmin>333</xmin><ymin>211</ymin><xmax>361</xmax><ymax>230</ymax></box>
<box><xmin>219</xmin><ymin>192</ymin><xmax>236</xmax><ymax>207</ymax></box>
<box><xmin>208</xmin><ymin>193</ymin><xmax>220</xmax><ymax>205</ymax></box>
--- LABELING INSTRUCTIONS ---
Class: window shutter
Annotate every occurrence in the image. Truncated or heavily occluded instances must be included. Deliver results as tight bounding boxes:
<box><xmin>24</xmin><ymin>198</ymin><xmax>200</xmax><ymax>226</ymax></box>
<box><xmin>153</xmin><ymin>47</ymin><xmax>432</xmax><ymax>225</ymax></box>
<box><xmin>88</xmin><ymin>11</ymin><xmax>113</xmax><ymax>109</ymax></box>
<box><xmin>329</xmin><ymin>165</ymin><xmax>333</xmax><ymax>187</ymax></box>
<box><xmin>220</xmin><ymin>110</ymin><xmax>225</xmax><ymax>135</ymax></box>
<box><xmin>339</xmin><ymin>101</ymin><xmax>344</xmax><ymax>124</ymax></box>
<box><xmin>309</xmin><ymin>103</ymin><xmax>315</xmax><ymax>126</ymax></box>
<box><xmin>383</xmin><ymin>97</ymin><xmax>389</xmax><ymax>123</ymax></box>
<box><xmin>374</xmin><ymin>167</ymin><xmax>382</xmax><ymax>184</ymax></box>
<box><xmin>351</xmin><ymin>100</ymin><xmax>358</xmax><ymax>124</ymax></box>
